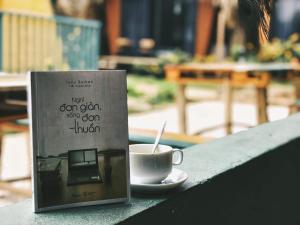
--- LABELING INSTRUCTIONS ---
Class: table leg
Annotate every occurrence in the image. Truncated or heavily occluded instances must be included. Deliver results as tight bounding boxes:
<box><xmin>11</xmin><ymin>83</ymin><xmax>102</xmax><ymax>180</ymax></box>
<box><xmin>25</xmin><ymin>132</ymin><xmax>31</xmax><ymax>178</ymax></box>
<box><xmin>223</xmin><ymin>78</ymin><xmax>233</xmax><ymax>135</ymax></box>
<box><xmin>256</xmin><ymin>87</ymin><xmax>268</xmax><ymax>124</ymax></box>
<box><xmin>294</xmin><ymin>75</ymin><xmax>300</xmax><ymax>112</ymax></box>
<box><xmin>177</xmin><ymin>83</ymin><xmax>187</xmax><ymax>134</ymax></box>
<box><xmin>0</xmin><ymin>131</ymin><xmax>2</xmax><ymax>180</ymax></box>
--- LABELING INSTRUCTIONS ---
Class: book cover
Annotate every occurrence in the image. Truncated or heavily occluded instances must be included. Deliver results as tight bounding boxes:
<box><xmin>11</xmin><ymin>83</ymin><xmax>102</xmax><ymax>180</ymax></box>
<box><xmin>29</xmin><ymin>71</ymin><xmax>130</xmax><ymax>212</ymax></box>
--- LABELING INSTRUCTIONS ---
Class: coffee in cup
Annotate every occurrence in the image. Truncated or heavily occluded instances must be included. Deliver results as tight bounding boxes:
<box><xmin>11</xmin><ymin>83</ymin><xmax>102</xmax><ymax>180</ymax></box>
<box><xmin>129</xmin><ymin>144</ymin><xmax>183</xmax><ymax>184</ymax></box>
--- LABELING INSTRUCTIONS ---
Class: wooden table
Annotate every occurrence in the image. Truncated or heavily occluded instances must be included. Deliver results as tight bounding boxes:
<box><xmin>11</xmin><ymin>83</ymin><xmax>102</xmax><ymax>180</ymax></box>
<box><xmin>0</xmin><ymin>73</ymin><xmax>28</xmax><ymax>122</ymax></box>
<box><xmin>0</xmin><ymin>73</ymin><xmax>27</xmax><ymax>91</ymax></box>
<box><xmin>165</xmin><ymin>62</ymin><xmax>298</xmax><ymax>134</ymax></box>
<box><xmin>99</xmin><ymin>55</ymin><xmax>159</xmax><ymax>69</ymax></box>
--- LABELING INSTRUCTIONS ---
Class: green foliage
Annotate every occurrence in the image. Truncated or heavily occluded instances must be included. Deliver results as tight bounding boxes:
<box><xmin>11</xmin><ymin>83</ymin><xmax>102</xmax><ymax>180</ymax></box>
<box><xmin>230</xmin><ymin>43</ymin><xmax>257</xmax><ymax>62</ymax></box>
<box><xmin>127</xmin><ymin>82</ymin><xmax>144</xmax><ymax>98</ymax></box>
<box><xmin>158</xmin><ymin>49</ymin><xmax>191</xmax><ymax>65</ymax></box>
<box><xmin>133</xmin><ymin>49</ymin><xmax>192</xmax><ymax>76</ymax></box>
<box><xmin>148</xmin><ymin>83</ymin><xmax>176</xmax><ymax>104</ymax></box>
<box><xmin>230</xmin><ymin>33</ymin><xmax>300</xmax><ymax>63</ymax></box>
<box><xmin>127</xmin><ymin>74</ymin><xmax>176</xmax><ymax>106</ymax></box>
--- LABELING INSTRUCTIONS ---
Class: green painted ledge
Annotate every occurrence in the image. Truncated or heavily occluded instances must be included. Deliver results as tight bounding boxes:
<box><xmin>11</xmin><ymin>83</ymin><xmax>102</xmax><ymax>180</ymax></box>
<box><xmin>2</xmin><ymin>114</ymin><xmax>300</xmax><ymax>225</ymax></box>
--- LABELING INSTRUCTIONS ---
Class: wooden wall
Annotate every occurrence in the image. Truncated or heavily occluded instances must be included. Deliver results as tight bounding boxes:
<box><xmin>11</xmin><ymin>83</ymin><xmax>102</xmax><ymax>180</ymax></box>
<box><xmin>0</xmin><ymin>0</ymin><xmax>53</xmax><ymax>15</ymax></box>
<box><xmin>105</xmin><ymin>0</ymin><xmax>121</xmax><ymax>55</ymax></box>
<box><xmin>195</xmin><ymin>0</ymin><xmax>215</xmax><ymax>56</ymax></box>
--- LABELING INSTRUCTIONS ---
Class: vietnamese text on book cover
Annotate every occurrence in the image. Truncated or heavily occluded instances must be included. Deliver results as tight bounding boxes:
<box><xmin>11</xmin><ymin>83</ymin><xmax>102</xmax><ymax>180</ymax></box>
<box><xmin>29</xmin><ymin>70</ymin><xmax>130</xmax><ymax>212</ymax></box>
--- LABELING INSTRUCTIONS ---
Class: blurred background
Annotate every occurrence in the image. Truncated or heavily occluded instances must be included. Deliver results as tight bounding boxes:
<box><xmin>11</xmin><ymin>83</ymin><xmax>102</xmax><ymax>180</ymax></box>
<box><xmin>1</xmin><ymin>0</ymin><xmax>300</xmax><ymax>206</ymax></box>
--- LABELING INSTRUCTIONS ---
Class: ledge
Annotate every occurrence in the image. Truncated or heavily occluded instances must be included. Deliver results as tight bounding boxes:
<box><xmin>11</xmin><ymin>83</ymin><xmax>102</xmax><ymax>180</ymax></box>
<box><xmin>2</xmin><ymin>114</ymin><xmax>300</xmax><ymax>225</ymax></box>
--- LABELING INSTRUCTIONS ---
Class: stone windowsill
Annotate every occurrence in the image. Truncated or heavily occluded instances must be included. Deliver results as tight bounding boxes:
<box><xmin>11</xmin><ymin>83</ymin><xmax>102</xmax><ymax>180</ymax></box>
<box><xmin>1</xmin><ymin>114</ymin><xmax>300</xmax><ymax>225</ymax></box>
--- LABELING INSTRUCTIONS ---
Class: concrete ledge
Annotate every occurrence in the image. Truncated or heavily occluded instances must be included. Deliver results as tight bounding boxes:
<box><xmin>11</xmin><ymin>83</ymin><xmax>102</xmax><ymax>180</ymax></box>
<box><xmin>2</xmin><ymin>114</ymin><xmax>300</xmax><ymax>225</ymax></box>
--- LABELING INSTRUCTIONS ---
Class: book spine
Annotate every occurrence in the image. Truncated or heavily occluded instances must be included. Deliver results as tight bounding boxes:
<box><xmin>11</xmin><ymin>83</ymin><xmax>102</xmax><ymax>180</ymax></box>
<box><xmin>120</xmin><ymin>70</ymin><xmax>131</xmax><ymax>202</ymax></box>
<box><xmin>28</xmin><ymin>72</ymin><xmax>39</xmax><ymax>212</ymax></box>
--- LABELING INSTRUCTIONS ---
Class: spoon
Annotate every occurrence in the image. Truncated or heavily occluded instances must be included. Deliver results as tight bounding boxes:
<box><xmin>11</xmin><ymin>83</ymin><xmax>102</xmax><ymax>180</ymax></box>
<box><xmin>152</xmin><ymin>121</ymin><xmax>167</xmax><ymax>154</ymax></box>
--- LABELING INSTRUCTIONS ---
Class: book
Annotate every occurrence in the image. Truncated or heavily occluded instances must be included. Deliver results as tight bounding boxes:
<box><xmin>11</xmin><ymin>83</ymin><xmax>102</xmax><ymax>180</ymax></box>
<box><xmin>29</xmin><ymin>71</ymin><xmax>130</xmax><ymax>212</ymax></box>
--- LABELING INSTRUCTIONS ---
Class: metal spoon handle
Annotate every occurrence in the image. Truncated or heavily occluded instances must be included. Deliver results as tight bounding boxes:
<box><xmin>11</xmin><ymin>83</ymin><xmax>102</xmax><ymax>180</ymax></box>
<box><xmin>152</xmin><ymin>121</ymin><xmax>166</xmax><ymax>154</ymax></box>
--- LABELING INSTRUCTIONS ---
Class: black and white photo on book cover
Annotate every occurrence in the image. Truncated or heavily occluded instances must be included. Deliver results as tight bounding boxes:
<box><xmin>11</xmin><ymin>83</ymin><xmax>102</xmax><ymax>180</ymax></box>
<box><xmin>29</xmin><ymin>70</ymin><xmax>130</xmax><ymax>212</ymax></box>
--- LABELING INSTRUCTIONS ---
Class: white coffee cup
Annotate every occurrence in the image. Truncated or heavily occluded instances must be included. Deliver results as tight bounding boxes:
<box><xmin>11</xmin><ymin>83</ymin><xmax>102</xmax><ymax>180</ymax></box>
<box><xmin>129</xmin><ymin>144</ymin><xmax>183</xmax><ymax>184</ymax></box>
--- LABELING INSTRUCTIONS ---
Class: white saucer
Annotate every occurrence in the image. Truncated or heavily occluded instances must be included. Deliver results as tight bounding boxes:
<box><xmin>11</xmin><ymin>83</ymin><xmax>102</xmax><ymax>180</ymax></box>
<box><xmin>131</xmin><ymin>168</ymin><xmax>188</xmax><ymax>193</ymax></box>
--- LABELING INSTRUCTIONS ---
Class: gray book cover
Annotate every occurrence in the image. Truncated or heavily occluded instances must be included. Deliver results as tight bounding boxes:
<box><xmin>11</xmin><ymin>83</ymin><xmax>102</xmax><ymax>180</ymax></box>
<box><xmin>29</xmin><ymin>71</ymin><xmax>130</xmax><ymax>212</ymax></box>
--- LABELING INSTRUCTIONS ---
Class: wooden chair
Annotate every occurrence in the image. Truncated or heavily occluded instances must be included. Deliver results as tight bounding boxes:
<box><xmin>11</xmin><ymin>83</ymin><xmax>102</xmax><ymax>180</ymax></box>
<box><xmin>0</xmin><ymin>119</ymin><xmax>31</xmax><ymax>197</ymax></box>
<box><xmin>0</xmin><ymin>90</ymin><xmax>31</xmax><ymax>197</ymax></box>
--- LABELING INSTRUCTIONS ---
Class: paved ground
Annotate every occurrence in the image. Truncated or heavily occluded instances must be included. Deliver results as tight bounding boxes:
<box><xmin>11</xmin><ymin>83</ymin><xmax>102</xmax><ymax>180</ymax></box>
<box><xmin>129</xmin><ymin>100</ymin><xmax>289</xmax><ymax>138</ymax></box>
<box><xmin>0</xmin><ymin>100</ymin><xmax>290</xmax><ymax>207</ymax></box>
